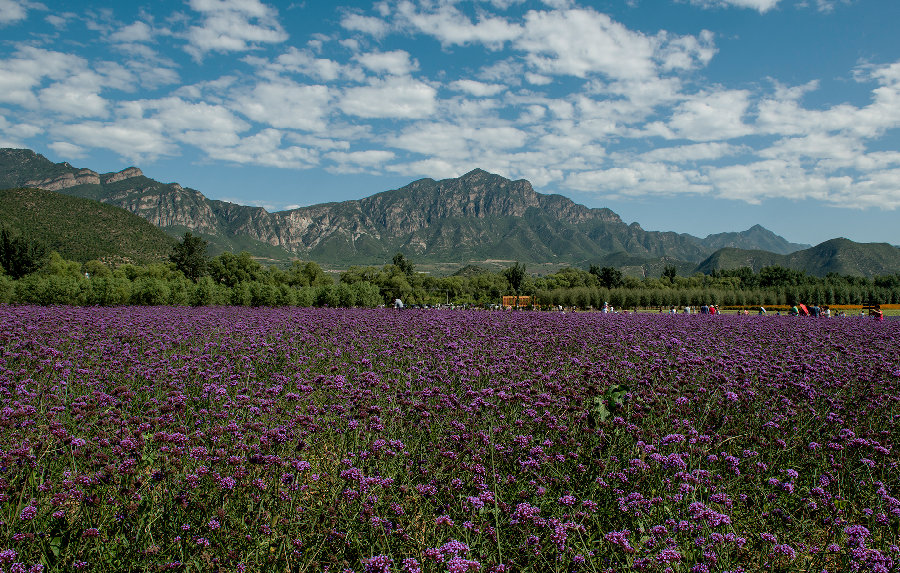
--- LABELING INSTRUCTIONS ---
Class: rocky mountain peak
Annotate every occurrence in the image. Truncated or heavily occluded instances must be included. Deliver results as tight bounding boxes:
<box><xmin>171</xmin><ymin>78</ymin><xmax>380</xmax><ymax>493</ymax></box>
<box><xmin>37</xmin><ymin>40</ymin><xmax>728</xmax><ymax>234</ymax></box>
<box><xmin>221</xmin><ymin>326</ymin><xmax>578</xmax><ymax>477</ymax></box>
<box><xmin>102</xmin><ymin>167</ymin><xmax>143</xmax><ymax>185</ymax></box>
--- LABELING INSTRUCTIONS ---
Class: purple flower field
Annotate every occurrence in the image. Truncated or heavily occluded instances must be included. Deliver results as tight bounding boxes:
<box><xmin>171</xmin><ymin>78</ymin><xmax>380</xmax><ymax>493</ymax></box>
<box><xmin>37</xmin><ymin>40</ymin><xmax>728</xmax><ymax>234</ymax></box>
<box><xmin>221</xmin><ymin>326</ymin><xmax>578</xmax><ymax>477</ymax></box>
<box><xmin>1</xmin><ymin>306</ymin><xmax>899</xmax><ymax>572</ymax></box>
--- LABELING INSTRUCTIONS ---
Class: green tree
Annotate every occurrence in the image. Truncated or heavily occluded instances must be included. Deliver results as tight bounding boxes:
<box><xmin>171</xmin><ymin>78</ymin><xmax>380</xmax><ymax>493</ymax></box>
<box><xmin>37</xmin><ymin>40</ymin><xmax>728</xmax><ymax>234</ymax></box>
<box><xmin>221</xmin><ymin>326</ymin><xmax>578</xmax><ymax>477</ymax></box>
<box><xmin>169</xmin><ymin>232</ymin><xmax>209</xmax><ymax>282</ymax></box>
<box><xmin>590</xmin><ymin>265</ymin><xmax>624</xmax><ymax>289</ymax></box>
<box><xmin>392</xmin><ymin>252</ymin><xmax>415</xmax><ymax>276</ymax></box>
<box><xmin>502</xmin><ymin>261</ymin><xmax>528</xmax><ymax>294</ymax></box>
<box><xmin>208</xmin><ymin>251</ymin><xmax>263</xmax><ymax>287</ymax></box>
<box><xmin>83</xmin><ymin>259</ymin><xmax>112</xmax><ymax>278</ymax></box>
<box><xmin>300</xmin><ymin>261</ymin><xmax>332</xmax><ymax>286</ymax></box>
<box><xmin>662</xmin><ymin>265</ymin><xmax>677</xmax><ymax>281</ymax></box>
<box><xmin>0</xmin><ymin>225</ymin><xmax>49</xmax><ymax>279</ymax></box>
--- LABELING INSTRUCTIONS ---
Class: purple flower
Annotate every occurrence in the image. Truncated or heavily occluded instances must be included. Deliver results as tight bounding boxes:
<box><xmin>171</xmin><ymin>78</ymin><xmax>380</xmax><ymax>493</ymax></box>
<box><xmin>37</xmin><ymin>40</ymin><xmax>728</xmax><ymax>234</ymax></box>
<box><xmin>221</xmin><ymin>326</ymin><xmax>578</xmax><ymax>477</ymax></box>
<box><xmin>362</xmin><ymin>555</ymin><xmax>392</xmax><ymax>573</ymax></box>
<box><xmin>19</xmin><ymin>506</ymin><xmax>37</xmax><ymax>521</ymax></box>
<box><xmin>401</xmin><ymin>558</ymin><xmax>422</xmax><ymax>573</ymax></box>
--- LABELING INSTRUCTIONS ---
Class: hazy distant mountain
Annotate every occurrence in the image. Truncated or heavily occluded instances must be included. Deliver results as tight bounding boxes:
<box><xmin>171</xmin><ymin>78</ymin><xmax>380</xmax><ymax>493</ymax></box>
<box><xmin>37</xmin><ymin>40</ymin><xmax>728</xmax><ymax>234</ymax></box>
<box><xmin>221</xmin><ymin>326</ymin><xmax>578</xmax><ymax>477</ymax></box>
<box><xmin>695</xmin><ymin>224</ymin><xmax>809</xmax><ymax>254</ymax></box>
<box><xmin>3</xmin><ymin>148</ymin><xmax>888</xmax><ymax>276</ymax></box>
<box><xmin>695</xmin><ymin>238</ymin><xmax>900</xmax><ymax>277</ymax></box>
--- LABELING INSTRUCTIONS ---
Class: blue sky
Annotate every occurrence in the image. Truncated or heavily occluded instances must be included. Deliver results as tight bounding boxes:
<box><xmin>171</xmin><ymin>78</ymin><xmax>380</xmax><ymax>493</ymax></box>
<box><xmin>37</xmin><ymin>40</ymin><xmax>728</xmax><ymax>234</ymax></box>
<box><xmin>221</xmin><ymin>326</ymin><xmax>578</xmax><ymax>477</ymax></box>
<box><xmin>1</xmin><ymin>0</ymin><xmax>899</xmax><ymax>247</ymax></box>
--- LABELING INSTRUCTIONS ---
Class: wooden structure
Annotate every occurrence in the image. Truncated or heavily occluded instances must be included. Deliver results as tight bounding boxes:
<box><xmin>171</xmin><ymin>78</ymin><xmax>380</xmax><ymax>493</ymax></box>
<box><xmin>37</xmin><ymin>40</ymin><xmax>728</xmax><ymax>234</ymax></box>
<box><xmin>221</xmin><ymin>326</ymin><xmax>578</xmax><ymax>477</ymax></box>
<box><xmin>502</xmin><ymin>295</ymin><xmax>532</xmax><ymax>309</ymax></box>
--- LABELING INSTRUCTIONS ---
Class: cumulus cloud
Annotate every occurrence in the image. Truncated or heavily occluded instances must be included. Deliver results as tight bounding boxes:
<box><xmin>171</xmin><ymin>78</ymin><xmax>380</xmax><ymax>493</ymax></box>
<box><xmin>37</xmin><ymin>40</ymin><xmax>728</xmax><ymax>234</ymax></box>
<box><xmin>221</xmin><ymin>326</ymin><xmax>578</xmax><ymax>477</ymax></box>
<box><xmin>564</xmin><ymin>162</ymin><xmax>710</xmax><ymax>197</ymax></box>
<box><xmin>38</xmin><ymin>73</ymin><xmax>110</xmax><ymax>118</ymax></box>
<box><xmin>340</xmin><ymin>12</ymin><xmax>390</xmax><ymax>37</ymax></box>
<box><xmin>0</xmin><ymin>0</ymin><xmax>44</xmax><ymax>26</ymax></box>
<box><xmin>339</xmin><ymin>77</ymin><xmax>437</xmax><ymax>119</ymax></box>
<box><xmin>266</xmin><ymin>47</ymin><xmax>347</xmax><ymax>82</ymax></box>
<box><xmin>326</xmin><ymin>149</ymin><xmax>396</xmax><ymax>173</ymax></box>
<box><xmin>517</xmin><ymin>9</ymin><xmax>656</xmax><ymax>80</ymax></box>
<box><xmin>389</xmin><ymin>122</ymin><xmax>529</xmax><ymax>165</ymax></box>
<box><xmin>688</xmin><ymin>0</ymin><xmax>781</xmax><ymax>13</ymax></box>
<box><xmin>355</xmin><ymin>50</ymin><xmax>418</xmax><ymax>76</ymax></box>
<box><xmin>203</xmin><ymin>128</ymin><xmax>319</xmax><ymax>168</ymax></box>
<box><xmin>449</xmin><ymin>79</ymin><xmax>506</xmax><ymax>97</ymax></box>
<box><xmin>109</xmin><ymin>21</ymin><xmax>153</xmax><ymax>43</ymax></box>
<box><xmin>663</xmin><ymin>89</ymin><xmax>753</xmax><ymax>141</ymax></box>
<box><xmin>394</xmin><ymin>0</ymin><xmax>521</xmax><ymax>49</ymax></box>
<box><xmin>53</xmin><ymin>118</ymin><xmax>173</xmax><ymax>162</ymax></box>
<box><xmin>47</xmin><ymin>141</ymin><xmax>87</xmax><ymax>158</ymax></box>
<box><xmin>186</xmin><ymin>0</ymin><xmax>288</xmax><ymax>58</ymax></box>
<box><xmin>640</xmin><ymin>142</ymin><xmax>745</xmax><ymax>163</ymax></box>
<box><xmin>0</xmin><ymin>47</ymin><xmax>90</xmax><ymax>107</ymax></box>
<box><xmin>707</xmin><ymin>160</ymin><xmax>844</xmax><ymax>204</ymax></box>
<box><xmin>656</xmin><ymin>30</ymin><xmax>716</xmax><ymax>71</ymax></box>
<box><xmin>233</xmin><ymin>81</ymin><xmax>331</xmax><ymax>131</ymax></box>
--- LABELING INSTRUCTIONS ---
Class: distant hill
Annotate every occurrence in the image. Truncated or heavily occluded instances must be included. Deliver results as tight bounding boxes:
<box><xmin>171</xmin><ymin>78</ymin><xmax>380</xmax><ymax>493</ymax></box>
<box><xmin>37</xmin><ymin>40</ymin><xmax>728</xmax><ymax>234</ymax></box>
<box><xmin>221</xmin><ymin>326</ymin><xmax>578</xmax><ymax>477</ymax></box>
<box><xmin>0</xmin><ymin>187</ymin><xmax>175</xmax><ymax>265</ymax></box>
<box><xmin>694</xmin><ymin>224</ymin><xmax>809</xmax><ymax>254</ymax></box>
<box><xmin>695</xmin><ymin>238</ymin><xmax>900</xmax><ymax>277</ymax></box>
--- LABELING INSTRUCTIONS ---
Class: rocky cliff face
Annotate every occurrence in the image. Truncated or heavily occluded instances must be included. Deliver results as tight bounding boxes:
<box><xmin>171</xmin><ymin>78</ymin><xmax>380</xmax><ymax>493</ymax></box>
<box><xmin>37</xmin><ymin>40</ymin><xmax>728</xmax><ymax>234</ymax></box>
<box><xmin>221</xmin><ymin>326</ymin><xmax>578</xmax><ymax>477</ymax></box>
<box><xmin>24</xmin><ymin>169</ymin><xmax>100</xmax><ymax>191</ymax></box>
<box><xmin>23</xmin><ymin>166</ymin><xmax>146</xmax><ymax>192</ymax></box>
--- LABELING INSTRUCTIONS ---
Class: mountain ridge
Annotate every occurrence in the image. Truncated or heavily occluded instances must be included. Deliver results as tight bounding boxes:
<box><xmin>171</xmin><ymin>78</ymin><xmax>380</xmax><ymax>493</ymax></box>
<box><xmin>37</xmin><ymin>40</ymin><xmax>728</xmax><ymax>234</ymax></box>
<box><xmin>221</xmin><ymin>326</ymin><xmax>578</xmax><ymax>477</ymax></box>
<box><xmin>10</xmin><ymin>148</ymin><xmax>897</xmax><ymax>277</ymax></box>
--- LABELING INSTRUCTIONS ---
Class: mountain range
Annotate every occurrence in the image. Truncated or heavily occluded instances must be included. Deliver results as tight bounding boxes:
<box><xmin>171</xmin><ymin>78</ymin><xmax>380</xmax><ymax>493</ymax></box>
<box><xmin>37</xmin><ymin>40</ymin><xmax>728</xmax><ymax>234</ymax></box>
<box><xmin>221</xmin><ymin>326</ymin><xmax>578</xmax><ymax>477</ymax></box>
<box><xmin>2</xmin><ymin>148</ymin><xmax>898</xmax><ymax>277</ymax></box>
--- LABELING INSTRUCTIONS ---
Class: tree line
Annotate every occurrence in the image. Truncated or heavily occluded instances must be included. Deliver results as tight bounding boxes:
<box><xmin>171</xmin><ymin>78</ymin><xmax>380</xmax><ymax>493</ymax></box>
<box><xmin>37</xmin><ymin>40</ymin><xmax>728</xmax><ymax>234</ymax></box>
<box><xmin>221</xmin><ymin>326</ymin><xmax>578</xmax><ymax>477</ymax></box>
<box><xmin>1</xmin><ymin>228</ymin><xmax>899</xmax><ymax>308</ymax></box>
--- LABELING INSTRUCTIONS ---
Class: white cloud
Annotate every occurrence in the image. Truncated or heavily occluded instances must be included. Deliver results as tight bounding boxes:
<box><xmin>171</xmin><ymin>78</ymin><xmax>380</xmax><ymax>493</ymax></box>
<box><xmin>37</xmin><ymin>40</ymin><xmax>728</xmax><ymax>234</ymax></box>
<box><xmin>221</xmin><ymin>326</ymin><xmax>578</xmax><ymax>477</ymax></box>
<box><xmin>389</xmin><ymin>122</ymin><xmax>529</xmax><ymax>163</ymax></box>
<box><xmin>707</xmin><ymin>159</ymin><xmax>847</xmax><ymax>204</ymax></box>
<box><xmin>0</xmin><ymin>47</ymin><xmax>89</xmax><ymax>107</ymax></box>
<box><xmin>53</xmin><ymin>118</ymin><xmax>173</xmax><ymax>162</ymax></box>
<box><xmin>387</xmin><ymin>158</ymin><xmax>461</xmax><ymax>180</ymax></box>
<box><xmin>656</xmin><ymin>30</ymin><xmax>716</xmax><ymax>71</ymax></box>
<box><xmin>517</xmin><ymin>9</ymin><xmax>656</xmax><ymax>80</ymax></box>
<box><xmin>395</xmin><ymin>0</ymin><xmax>521</xmax><ymax>49</ymax></box>
<box><xmin>47</xmin><ymin>141</ymin><xmax>87</xmax><ymax>158</ymax></box>
<box><xmin>664</xmin><ymin>89</ymin><xmax>753</xmax><ymax>141</ymax></box>
<box><xmin>203</xmin><ymin>128</ymin><xmax>319</xmax><ymax>168</ymax></box>
<box><xmin>0</xmin><ymin>113</ymin><xmax>41</xmax><ymax>145</ymax></box>
<box><xmin>758</xmin><ymin>133</ymin><xmax>862</xmax><ymax>164</ymax></box>
<box><xmin>756</xmin><ymin>63</ymin><xmax>900</xmax><ymax>140</ymax></box>
<box><xmin>0</xmin><ymin>0</ymin><xmax>44</xmax><ymax>26</ymax></box>
<box><xmin>109</xmin><ymin>21</ymin><xmax>153</xmax><ymax>43</ymax></box>
<box><xmin>139</xmin><ymin>97</ymin><xmax>250</xmax><ymax>149</ymax></box>
<box><xmin>525</xmin><ymin>73</ymin><xmax>553</xmax><ymax>86</ymax></box>
<box><xmin>355</xmin><ymin>50</ymin><xmax>418</xmax><ymax>76</ymax></box>
<box><xmin>186</xmin><ymin>0</ymin><xmax>288</xmax><ymax>58</ymax></box>
<box><xmin>564</xmin><ymin>162</ymin><xmax>710</xmax><ymax>197</ymax></box>
<box><xmin>45</xmin><ymin>12</ymin><xmax>74</xmax><ymax>29</ymax></box>
<box><xmin>688</xmin><ymin>0</ymin><xmax>780</xmax><ymax>13</ymax></box>
<box><xmin>449</xmin><ymin>79</ymin><xmax>506</xmax><ymax>97</ymax></box>
<box><xmin>641</xmin><ymin>142</ymin><xmax>744</xmax><ymax>163</ymax></box>
<box><xmin>38</xmin><ymin>74</ymin><xmax>110</xmax><ymax>118</ymax></box>
<box><xmin>234</xmin><ymin>82</ymin><xmax>331</xmax><ymax>131</ymax></box>
<box><xmin>340</xmin><ymin>12</ymin><xmax>390</xmax><ymax>37</ymax></box>
<box><xmin>339</xmin><ymin>77</ymin><xmax>437</xmax><ymax>119</ymax></box>
<box><xmin>326</xmin><ymin>150</ymin><xmax>395</xmax><ymax>173</ymax></box>
<box><xmin>261</xmin><ymin>48</ymin><xmax>347</xmax><ymax>82</ymax></box>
